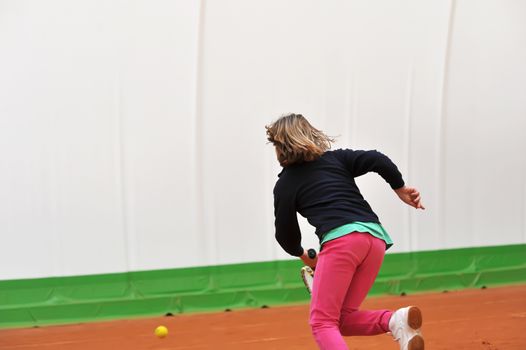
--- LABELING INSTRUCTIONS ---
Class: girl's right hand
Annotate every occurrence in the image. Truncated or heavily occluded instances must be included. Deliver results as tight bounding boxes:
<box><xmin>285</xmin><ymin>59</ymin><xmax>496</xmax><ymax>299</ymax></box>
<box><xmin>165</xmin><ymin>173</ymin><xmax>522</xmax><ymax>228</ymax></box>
<box><xmin>394</xmin><ymin>186</ymin><xmax>425</xmax><ymax>210</ymax></box>
<box><xmin>300</xmin><ymin>248</ymin><xmax>318</xmax><ymax>269</ymax></box>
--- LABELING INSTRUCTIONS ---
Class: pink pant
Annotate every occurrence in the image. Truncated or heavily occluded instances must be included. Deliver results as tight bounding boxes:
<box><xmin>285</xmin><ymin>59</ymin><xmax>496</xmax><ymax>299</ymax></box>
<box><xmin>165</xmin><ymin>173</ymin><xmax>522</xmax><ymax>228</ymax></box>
<box><xmin>309</xmin><ymin>232</ymin><xmax>392</xmax><ymax>349</ymax></box>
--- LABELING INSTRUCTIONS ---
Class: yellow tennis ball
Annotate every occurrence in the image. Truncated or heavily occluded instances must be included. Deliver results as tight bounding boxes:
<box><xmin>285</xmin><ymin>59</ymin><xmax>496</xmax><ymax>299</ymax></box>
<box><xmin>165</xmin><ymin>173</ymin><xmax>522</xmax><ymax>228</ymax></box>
<box><xmin>154</xmin><ymin>325</ymin><xmax>168</xmax><ymax>338</ymax></box>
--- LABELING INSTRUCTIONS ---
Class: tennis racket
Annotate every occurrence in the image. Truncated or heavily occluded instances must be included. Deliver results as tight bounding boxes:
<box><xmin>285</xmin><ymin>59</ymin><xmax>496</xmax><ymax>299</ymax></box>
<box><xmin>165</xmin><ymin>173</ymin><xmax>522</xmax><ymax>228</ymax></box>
<box><xmin>300</xmin><ymin>248</ymin><xmax>317</xmax><ymax>294</ymax></box>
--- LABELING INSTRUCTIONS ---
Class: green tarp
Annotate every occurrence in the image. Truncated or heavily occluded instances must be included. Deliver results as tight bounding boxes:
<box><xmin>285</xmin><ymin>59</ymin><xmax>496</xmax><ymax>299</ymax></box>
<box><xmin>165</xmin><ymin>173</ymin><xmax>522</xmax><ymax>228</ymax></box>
<box><xmin>1</xmin><ymin>244</ymin><xmax>525</xmax><ymax>329</ymax></box>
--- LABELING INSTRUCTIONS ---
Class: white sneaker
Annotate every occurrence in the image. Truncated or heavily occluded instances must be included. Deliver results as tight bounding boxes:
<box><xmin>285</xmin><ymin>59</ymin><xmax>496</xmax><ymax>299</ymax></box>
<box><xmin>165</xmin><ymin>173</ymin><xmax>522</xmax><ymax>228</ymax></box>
<box><xmin>389</xmin><ymin>306</ymin><xmax>424</xmax><ymax>350</ymax></box>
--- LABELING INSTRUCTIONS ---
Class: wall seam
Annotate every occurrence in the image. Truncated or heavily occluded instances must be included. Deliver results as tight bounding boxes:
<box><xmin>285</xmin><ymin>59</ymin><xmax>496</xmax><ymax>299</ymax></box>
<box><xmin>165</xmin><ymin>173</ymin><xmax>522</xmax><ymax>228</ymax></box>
<box><xmin>194</xmin><ymin>0</ymin><xmax>208</xmax><ymax>264</ymax></box>
<box><xmin>438</xmin><ymin>0</ymin><xmax>457</xmax><ymax>249</ymax></box>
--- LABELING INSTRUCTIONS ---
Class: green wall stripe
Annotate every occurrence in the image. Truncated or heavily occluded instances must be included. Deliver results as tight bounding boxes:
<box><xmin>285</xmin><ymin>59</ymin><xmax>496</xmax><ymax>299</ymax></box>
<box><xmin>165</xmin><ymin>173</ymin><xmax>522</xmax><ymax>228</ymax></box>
<box><xmin>0</xmin><ymin>244</ymin><xmax>525</xmax><ymax>329</ymax></box>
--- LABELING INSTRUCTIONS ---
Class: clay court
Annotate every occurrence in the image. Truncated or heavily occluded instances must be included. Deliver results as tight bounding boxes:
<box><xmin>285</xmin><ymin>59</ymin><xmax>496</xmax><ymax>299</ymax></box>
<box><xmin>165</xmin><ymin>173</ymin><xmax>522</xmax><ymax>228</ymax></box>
<box><xmin>1</xmin><ymin>284</ymin><xmax>525</xmax><ymax>350</ymax></box>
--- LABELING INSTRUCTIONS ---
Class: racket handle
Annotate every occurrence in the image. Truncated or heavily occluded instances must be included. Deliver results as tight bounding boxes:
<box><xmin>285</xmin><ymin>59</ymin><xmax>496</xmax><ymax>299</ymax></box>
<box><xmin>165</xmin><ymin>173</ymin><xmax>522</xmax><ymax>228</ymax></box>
<box><xmin>307</xmin><ymin>248</ymin><xmax>317</xmax><ymax>259</ymax></box>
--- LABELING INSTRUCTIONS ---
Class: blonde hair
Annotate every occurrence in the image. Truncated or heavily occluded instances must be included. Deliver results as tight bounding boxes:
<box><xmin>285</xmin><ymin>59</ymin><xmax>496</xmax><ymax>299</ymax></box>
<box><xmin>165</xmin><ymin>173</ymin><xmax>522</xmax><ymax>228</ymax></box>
<box><xmin>266</xmin><ymin>113</ymin><xmax>335</xmax><ymax>166</ymax></box>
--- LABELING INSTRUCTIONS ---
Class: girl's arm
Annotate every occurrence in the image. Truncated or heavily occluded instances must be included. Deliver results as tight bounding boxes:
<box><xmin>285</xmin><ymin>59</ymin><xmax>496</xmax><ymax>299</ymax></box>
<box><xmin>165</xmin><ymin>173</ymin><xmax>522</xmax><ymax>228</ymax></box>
<box><xmin>334</xmin><ymin>149</ymin><xmax>424</xmax><ymax>209</ymax></box>
<box><xmin>273</xmin><ymin>186</ymin><xmax>304</xmax><ymax>257</ymax></box>
<box><xmin>333</xmin><ymin>149</ymin><xmax>405</xmax><ymax>190</ymax></box>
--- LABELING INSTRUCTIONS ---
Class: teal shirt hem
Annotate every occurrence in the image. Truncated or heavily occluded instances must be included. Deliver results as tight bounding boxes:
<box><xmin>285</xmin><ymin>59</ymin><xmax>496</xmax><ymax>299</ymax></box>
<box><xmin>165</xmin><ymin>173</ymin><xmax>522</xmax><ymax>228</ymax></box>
<box><xmin>320</xmin><ymin>222</ymin><xmax>393</xmax><ymax>250</ymax></box>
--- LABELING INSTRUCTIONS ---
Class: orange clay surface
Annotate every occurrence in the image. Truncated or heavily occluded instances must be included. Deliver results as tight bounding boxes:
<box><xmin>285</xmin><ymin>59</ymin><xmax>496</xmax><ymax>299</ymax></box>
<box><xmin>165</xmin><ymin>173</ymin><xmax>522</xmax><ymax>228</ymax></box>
<box><xmin>1</xmin><ymin>285</ymin><xmax>525</xmax><ymax>350</ymax></box>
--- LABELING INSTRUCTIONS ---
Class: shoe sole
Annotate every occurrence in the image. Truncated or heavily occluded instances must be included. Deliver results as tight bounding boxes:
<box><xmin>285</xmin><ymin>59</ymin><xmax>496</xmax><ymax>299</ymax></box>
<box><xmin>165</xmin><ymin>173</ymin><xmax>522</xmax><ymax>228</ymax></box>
<box><xmin>407</xmin><ymin>307</ymin><xmax>424</xmax><ymax>350</ymax></box>
<box><xmin>408</xmin><ymin>334</ymin><xmax>424</xmax><ymax>350</ymax></box>
<box><xmin>408</xmin><ymin>306</ymin><xmax>423</xmax><ymax>329</ymax></box>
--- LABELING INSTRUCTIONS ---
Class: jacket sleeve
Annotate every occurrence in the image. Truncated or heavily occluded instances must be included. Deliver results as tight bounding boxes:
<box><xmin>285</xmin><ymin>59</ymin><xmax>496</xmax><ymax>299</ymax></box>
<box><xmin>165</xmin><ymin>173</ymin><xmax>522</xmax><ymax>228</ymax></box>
<box><xmin>334</xmin><ymin>149</ymin><xmax>405</xmax><ymax>190</ymax></box>
<box><xmin>273</xmin><ymin>184</ymin><xmax>304</xmax><ymax>257</ymax></box>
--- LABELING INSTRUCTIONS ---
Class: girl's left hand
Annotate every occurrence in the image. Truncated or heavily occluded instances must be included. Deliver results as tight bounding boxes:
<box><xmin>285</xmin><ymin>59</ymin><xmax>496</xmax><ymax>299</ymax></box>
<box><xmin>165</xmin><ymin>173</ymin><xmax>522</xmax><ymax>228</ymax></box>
<box><xmin>394</xmin><ymin>186</ymin><xmax>425</xmax><ymax>209</ymax></box>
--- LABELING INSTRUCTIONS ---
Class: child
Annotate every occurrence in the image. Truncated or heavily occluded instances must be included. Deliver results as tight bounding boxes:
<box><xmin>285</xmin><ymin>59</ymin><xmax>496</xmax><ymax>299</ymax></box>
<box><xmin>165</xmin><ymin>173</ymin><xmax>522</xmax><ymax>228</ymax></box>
<box><xmin>266</xmin><ymin>113</ymin><xmax>425</xmax><ymax>350</ymax></box>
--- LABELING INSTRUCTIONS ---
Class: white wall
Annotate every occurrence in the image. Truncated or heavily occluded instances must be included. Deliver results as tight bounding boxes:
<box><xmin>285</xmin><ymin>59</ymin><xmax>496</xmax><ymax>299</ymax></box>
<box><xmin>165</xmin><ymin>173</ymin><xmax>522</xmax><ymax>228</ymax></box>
<box><xmin>1</xmin><ymin>0</ymin><xmax>525</xmax><ymax>280</ymax></box>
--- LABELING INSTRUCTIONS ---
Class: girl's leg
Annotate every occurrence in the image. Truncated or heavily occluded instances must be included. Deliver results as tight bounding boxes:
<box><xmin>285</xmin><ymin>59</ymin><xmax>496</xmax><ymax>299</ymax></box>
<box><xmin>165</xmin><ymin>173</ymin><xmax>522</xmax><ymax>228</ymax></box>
<box><xmin>309</xmin><ymin>232</ymin><xmax>379</xmax><ymax>350</ymax></box>
<box><xmin>339</xmin><ymin>234</ymin><xmax>392</xmax><ymax>336</ymax></box>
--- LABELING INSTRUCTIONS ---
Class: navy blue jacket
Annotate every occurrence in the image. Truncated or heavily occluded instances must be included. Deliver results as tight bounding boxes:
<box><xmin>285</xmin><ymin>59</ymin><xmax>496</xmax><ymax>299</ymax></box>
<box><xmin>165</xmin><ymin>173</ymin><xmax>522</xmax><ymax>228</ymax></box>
<box><xmin>273</xmin><ymin>149</ymin><xmax>405</xmax><ymax>256</ymax></box>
